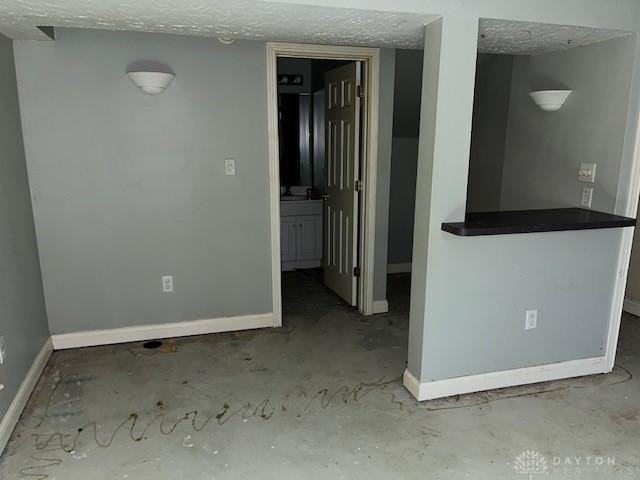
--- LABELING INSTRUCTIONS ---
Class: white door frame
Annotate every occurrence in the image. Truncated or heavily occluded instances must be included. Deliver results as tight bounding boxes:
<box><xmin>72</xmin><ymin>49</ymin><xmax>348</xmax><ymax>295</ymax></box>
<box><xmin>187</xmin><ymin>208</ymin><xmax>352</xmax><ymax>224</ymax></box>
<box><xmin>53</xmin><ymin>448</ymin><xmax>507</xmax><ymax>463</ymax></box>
<box><xmin>266</xmin><ymin>42</ymin><xmax>381</xmax><ymax>326</ymax></box>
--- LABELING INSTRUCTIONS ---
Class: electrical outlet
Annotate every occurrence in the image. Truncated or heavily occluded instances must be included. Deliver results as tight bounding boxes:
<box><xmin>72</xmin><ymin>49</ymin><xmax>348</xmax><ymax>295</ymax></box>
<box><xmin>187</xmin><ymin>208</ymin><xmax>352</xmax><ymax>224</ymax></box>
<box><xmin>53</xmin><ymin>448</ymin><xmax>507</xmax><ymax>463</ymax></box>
<box><xmin>224</xmin><ymin>158</ymin><xmax>236</xmax><ymax>176</ymax></box>
<box><xmin>525</xmin><ymin>310</ymin><xmax>538</xmax><ymax>330</ymax></box>
<box><xmin>162</xmin><ymin>275</ymin><xmax>174</xmax><ymax>293</ymax></box>
<box><xmin>581</xmin><ymin>186</ymin><xmax>593</xmax><ymax>208</ymax></box>
<box><xmin>0</xmin><ymin>336</ymin><xmax>5</xmax><ymax>364</ymax></box>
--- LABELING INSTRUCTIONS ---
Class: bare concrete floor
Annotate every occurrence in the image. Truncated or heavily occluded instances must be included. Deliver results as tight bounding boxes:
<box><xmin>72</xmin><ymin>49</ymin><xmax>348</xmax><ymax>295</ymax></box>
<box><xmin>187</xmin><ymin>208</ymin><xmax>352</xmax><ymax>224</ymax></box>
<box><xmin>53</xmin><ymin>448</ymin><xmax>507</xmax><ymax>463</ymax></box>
<box><xmin>1</xmin><ymin>271</ymin><xmax>639</xmax><ymax>479</ymax></box>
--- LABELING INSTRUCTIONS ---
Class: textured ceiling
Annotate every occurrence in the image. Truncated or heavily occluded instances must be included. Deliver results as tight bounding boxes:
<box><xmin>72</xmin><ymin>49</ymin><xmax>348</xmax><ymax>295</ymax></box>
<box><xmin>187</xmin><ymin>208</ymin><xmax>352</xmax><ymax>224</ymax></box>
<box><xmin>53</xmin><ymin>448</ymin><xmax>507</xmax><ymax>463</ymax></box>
<box><xmin>0</xmin><ymin>0</ymin><xmax>435</xmax><ymax>47</ymax></box>
<box><xmin>1</xmin><ymin>1</ymin><xmax>632</xmax><ymax>53</ymax></box>
<box><xmin>478</xmin><ymin>18</ymin><xmax>632</xmax><ymax>55</ymax></box>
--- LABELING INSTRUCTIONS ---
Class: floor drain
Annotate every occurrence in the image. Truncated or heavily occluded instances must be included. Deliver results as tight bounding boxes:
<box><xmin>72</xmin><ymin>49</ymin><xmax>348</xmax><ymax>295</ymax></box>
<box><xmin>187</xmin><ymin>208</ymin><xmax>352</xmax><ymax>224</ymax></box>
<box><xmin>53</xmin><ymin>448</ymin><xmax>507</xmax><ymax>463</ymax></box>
<box><xmin>143</xmin><ymin>340</ymin><xmax>163</xmax><ymax>349</ymax></box>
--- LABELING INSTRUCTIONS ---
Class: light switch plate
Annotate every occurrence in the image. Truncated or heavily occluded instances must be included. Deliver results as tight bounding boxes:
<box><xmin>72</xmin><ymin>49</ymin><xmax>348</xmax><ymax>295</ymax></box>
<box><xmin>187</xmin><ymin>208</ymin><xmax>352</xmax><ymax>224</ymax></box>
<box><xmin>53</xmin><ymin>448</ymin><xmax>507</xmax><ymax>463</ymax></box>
<box><xmin>581</xmin><ymin>186</ymin><xmax>593</xmax><ymax>208</ymax></box>
<box><xmin>578</xmin><ymin>163</ymin><xmax>596</xmax><ymax>183</ymax></box>
<box><xmin>224</xmin><ymin>158</ymin><xmax>236</xmax><ymax>176</ymax></box>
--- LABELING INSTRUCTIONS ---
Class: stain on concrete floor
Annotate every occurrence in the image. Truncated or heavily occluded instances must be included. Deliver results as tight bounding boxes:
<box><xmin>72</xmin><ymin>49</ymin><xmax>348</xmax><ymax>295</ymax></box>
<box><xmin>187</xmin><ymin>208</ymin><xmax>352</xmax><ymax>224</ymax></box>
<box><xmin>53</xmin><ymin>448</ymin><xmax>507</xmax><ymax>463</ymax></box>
<box><xmin>1</xmin><ymin>271</ymin><xmax>639</xmax><ymax>479</ymax></box>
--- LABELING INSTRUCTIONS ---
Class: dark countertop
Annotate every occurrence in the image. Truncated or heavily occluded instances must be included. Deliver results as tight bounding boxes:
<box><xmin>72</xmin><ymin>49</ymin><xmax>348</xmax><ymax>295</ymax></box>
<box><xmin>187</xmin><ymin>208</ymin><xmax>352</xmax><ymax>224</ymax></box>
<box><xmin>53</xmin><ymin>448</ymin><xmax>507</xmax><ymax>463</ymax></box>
<box><xmin>442</xmin><ymin>207</ymin><xmax>636</xmax><ymax>236</ymax></box>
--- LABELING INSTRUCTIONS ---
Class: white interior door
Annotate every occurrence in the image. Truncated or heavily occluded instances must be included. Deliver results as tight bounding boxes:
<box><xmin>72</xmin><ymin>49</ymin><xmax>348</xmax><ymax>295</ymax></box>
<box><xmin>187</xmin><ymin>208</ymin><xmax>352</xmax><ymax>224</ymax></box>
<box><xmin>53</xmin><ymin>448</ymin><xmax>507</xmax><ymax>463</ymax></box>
<box><xmin>323</xmin><ymin>62</ymin><xmax>361</xmax><ymax>306</ymax></box>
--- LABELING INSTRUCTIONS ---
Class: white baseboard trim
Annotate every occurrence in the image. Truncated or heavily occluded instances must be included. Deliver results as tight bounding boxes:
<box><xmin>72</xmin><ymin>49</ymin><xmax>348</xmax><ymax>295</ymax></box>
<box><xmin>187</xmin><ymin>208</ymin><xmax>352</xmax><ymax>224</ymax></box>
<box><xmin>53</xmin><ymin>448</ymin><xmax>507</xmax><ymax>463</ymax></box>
<box><xmin>372</xmin><ymin>300</ymin><xmax>389</xmax><ymax>314</ymax></box>
<box><xmin>402</xmin><ymin>368</ymin><xmax>422</xmax><ymax>400</ymax></box>
<box><xmin>0</xmin><ymin>338</ymin><xmax>53</xmax><ymax>455</ymax></box>
<box><xmin>623</xmin><ymin>297</ymin><xmax>640</xmax><ymax>317</ymax></box>
<box><xmin>403</xmin><ymin>355</ymin><xmax>609</xmax><ymax>401</ymax></box>
<box><xmin>387</xmin><ymin>262</ymin><xmax>412</xmax><ymax>274</ymax></box>
<box><xmin>51</xmin><ymin>313</ymin><xmax>274</xmax><ymax>350</ymax></box>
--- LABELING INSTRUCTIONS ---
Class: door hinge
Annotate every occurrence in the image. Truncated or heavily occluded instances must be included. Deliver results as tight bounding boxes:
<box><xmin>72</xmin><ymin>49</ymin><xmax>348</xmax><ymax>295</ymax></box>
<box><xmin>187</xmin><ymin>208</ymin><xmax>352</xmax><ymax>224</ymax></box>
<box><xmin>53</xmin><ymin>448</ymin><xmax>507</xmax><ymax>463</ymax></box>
<box><xmin>353</xmin><ymin>266</ymin><xmax>361</xmax><ymax>278</ymax></box>
<box><xmin>356</xmin><ymin>84</ymin><xmax>364</xmax><ymax>98</ymax></box>
<box><xmin>354</xmin><ymin>180</ymin><xmax>363</xmax><ymax>192</ymax></box>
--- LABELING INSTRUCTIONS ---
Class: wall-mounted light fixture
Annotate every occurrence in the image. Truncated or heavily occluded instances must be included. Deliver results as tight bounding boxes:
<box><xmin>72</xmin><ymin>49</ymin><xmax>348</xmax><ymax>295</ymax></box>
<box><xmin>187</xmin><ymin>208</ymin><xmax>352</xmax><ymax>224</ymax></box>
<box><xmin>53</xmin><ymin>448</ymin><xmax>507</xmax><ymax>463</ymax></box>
<box><xmin>127</xmin><ymin>71</ymin><xmax>175</xmax><ymax>95</ymax></box>
<box><xmin>529</xmin><ymin>90</ymin><xmax>572</xmax><ymax>112</ymax></box>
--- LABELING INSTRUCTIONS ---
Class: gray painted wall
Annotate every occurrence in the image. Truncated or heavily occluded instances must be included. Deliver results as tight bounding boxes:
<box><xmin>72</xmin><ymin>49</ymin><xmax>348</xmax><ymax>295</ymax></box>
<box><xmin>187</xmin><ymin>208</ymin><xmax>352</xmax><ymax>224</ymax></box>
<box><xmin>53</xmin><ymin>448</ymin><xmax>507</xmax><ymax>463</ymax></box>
<box><xmin>439</xmin><ymin>37</ymin><xmax>636</xmax><ymax>360</ymax></box>
<box><xmin>0</xmin><ymin>34</ymin><xmax>49</xmax><ymax>421</ymax></box>
<box><xmin>466</xmin><ymin>53</ymin><xmax>513</xmax><ymax>213</ymax></box>
<box><xmin>14</xmin><ymin>29</ymin><xmax>273</xmax><ymax>334</ymax></box>
<box><xmin>408</xmin><ymin>19</ymin><xmax>442</xmax><ymax>380</ymax></box>
<box><xmin>14</xmin><ymin>29</ymin><xmax>394</xmax><ymax>334</ymax></box>
<box><xmin>501</xmin><ymin>36</ymin><xmax>636</xmax><ymax>211</ymax></box>
<box><xmin>408</xmin><ymin>14</ymin><xmax>640</xmax><ymax>383</ymax></box>
<box><xmin>388</xmin><ymin>49</ymin><xmax>422</xmax><ymax>266</ymax></box>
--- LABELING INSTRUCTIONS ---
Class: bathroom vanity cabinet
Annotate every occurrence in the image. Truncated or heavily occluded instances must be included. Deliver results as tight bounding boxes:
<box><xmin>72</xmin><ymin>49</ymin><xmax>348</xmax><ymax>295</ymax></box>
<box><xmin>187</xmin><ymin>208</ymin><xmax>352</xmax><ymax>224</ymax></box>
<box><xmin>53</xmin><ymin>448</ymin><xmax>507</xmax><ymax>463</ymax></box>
<box><xmin>280</xmin><ymin>199</ymin><xmax>323</xmax><ymax>271</ymax></box>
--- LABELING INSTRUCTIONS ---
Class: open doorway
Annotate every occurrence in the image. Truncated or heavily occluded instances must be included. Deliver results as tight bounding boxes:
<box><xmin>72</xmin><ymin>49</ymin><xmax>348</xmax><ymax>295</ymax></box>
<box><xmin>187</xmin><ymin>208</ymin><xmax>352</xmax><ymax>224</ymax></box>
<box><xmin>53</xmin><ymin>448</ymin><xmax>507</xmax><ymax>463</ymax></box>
<box><xmin>266</xmin><ymin>43</ymin><xmax>381</xmax><ymax>326</ymax></box>
<box><xmin>278</xmin><ymin>58</ymin><xmax>357</xmax><ymax>315</ymax></box>
<box><xmin>386</xmin><ymin>49</ymin><xmax>423</xmax><ymax>305</ymax></box>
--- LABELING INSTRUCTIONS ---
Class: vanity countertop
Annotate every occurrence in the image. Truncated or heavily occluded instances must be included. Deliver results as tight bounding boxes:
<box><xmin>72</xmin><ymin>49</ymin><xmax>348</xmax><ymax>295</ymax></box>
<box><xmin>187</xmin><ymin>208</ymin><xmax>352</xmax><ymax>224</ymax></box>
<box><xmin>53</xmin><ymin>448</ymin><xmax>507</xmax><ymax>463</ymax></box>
<box><xmin>442</xmin><ymin>207</ymin><xmax>635</xmax><ymax>236</ymax></box>
<box><xmin>280</xmin><ymin>196</ymin><xmax>323</xmax><ymax>203</ymax></box>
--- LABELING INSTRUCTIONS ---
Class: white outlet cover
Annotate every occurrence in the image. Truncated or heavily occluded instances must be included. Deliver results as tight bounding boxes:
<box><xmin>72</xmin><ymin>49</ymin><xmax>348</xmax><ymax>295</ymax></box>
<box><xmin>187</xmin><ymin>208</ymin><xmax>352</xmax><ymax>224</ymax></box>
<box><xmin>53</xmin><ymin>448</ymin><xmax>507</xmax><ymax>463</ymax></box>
<box><xmin>224</xmin><ymin>158</ymin><xmax>236</xmax><ymax>176</ymax></box>
<box><xmin>525</xmin><ymin>310</ymin><xmax>538</xmax><ymax>330</ymax></box>
<box><xmin>162</xmin><ymin>275</ymin><xmax>174</xmax><ymax>293</ymax></box>
<box><xmin>0</xmin><ymin>336</ymin><xmax>5</xmax><ymax>364</ymax></box>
